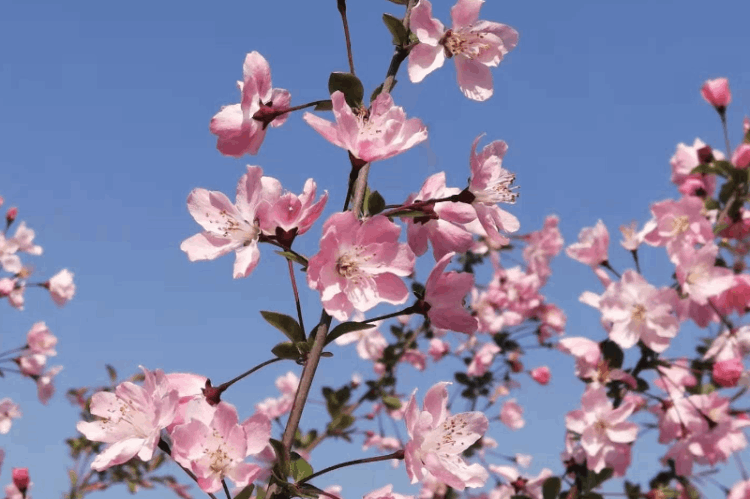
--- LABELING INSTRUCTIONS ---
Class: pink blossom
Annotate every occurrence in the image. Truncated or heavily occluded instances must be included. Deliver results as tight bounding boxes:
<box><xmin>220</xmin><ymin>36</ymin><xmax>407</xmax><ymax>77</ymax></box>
<box><xmin>599</xmin><ymin>270</ymin><xmax>679</xmax><ymax>352</ymax></box>
<box><xmin>514</xmin><ymin>454</ymin><xmax>532</xmax><ymax>468</ymax></box>
<box><xmin>362</xmin><ymin>431</ymin><xmax>401</xmax><ymax>453</ymax></box>
<box><xmin>170</xmin><ymin>402</ymin><xmax>270</xmax><ymax>493</ymax></box>
<box><xmin>565</xmin><ymin>386</ymin><xmax>638</xmax><ymax>473</ymax></box>
<box><xmin>467</xmin><ymin>135</ymin><xmax>520</xmax><ymax>246</ymax></box>
<box><xmin>26</xmin><ymin>322</ymin><xmax>56</xmax><ymax>356</ymax></box>
<box><xmin>404</xmin><ymin>173</ymin><xmax>476</xmax><ymax>260</ymax></box>
<box><xmin>256</xmin><ymin>177</ymin><xmax>328</xmax><ymax>245</ymax></box>
<box><xmin>210</xmin><ymin>52</ymin><xmax>290</xmax><ymax>157</ymax></box>
<box><xmin>334</xmin><ymin>319</ymin><xmax>387</xmax><ymax>361</ymax></box>
<box><xmin>404</xmin><ymin>382</ymin><xmax>489</xmax><ymax>489</ymax></box>
<box><xmin>733</xmin><ymin>143</ymin><xmax>750</xmax><ymax>169</ymax></box>
<box><xmin>181</xmin><ymin>165</ymin><xmax>266</xmax><ymax>279</ymax></box>
<box><xmin>36</xmin><ymin>365</ymin><xmax>62</xmax><ymax>404</ymax></box>
<box><xmin>670</xmin><ymin>139</ymin><xmax>718</xmax><ymax>196</ymax></box>
<box><xmin>46</xmin><ymin>269</ymin><xmax>75</xmax><ymax>306</ymax></box>
<box><xmin>0</xmin><ymin>399</ymin><xmax>21</xmax><ymax>434</ymax></box>
<box><xmin>364</xmin><ymin>485</ymin><xmax>413</xmax><ymax>499</ymax></box>
<box><xmin>728</xmin><ymin>479</ymin><xmax>750</xmax><ymax>499</ymax></box>
<box><xmin>11</xmin><ymin>469</ymin><xmax>28</xmax><ymax>492</ymax></box>
<box><xmin>701</xmin><ymin>77</ymin><xmax>731</xmax><ymax>110</ymax></box>
<box><xmin>566</xmin><ymin>220</ymin><xmax>609</xmax><ymax>267</ymax></box>
<box><xmin>428</xmin><ymin>338</ymin><xmax>450</xmax><ymax>362</ymax></box>
<box><xmin>17</xmin><ymin>353</ymin><xmax>45</xmax><ymax>376</ymax></box>
<box><xmin>499</xmin><ymin>399</ymin><xmax>524</xmax><ymax>430</ymax></box>
<box><xmin>9</xmin><ymin>223</ymin><xmax>41</xmax><ymax>256</ymax></box>
<box><xmin>530</xmin><ymin>366</ymin><xmax>550</xmax><ymax>385</ymax></box>
<box><xmin>307</xmin><ymin>212</ymin><xmax>415</xmax><ymax>321</ymax></box>
<box><xmin>303</xmin><ymin>91</ymin><xmax>427</xmax><ymax>163</ymax></box>
<box><xmin>521</xmin><ymin>215</ymin><xmax>563</xmax><ymax>283</ymax></box>
<box><xmin>704</xmin><ymin>325</ymin><xmax>750</xmax><ymax>362</ymax></box>
<box><xmin>76</xmin><ymin>367</ymin><xmax>180</xmax><ymax>471</ymax></box>
<box><xmin>642</xmin><ymin>196</ymin><xmax>713</xmax><ymax>254</ymax></box>
<box><xmin>673</xmin><ymin>243</ymin><xmax>735</xmax><ymax>305</ymax></box>
<box><xmin>619</xmin><ymin>221</ymin><xmax>643</xmax><ymax>251</ymax></box>
<box><xmin>653</xmin><ymin>359</ymin><xmax>697</xmax><ymax>397</ymax></box>
<box><xmin>255</xmin><ymin>372</ymin><xmax>298</xmax><ymax>420</ymax></box>
<box><xmin>467</xmin><ymin>343</ymin><xmax>500</xmax><ymax>376</ymax></box>
<box><xmin>713</xmin><ymin>358</ymin><xmax>744</xmax><ymax>388</ymax></box>
<box><xmin>408</xmin><ymin>0</ymin><xmax>518</xmax><ymax>101</ymax></box>
<box><xmin>489</xmin><ymin>466</ymin><xmax>552</xmax><ymax>499</ymax></box>
<box><xmin>422</xmin><ymin>252</ymin><xmax>478</xmax><ymax>334</ymax></box>
<box><xmin>4</xmin><ymin>481</ymin><xmax>31</xmax><ymax>499</ymax></box>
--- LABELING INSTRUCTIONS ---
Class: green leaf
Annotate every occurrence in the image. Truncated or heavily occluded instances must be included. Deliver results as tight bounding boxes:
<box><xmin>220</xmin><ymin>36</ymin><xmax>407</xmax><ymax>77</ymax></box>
<box><xmin>382</xmin><ymin>13</ymin><xmax>408</xmax><ymax>45</ymax></box>
<box><xmin>624</xmin><ymin>481</ymin><xmax>641</xmax><ymax>499</ymax></box>
<box><xmin>370</xmin><ymin>83</ymin><xmax>385</xmax><ymax>104</ymax></box>
<box><xmin>328</xmin><ymin>413</ymin><xmax>355</xmax><ymax>431</ymax></box>
<box><xmin>313</xmin><ymin>100</ymin><xmax>333</xmax><ymax>112</ymax></box>
<box><xmin>719</xmin><ymin>179</ymin><xmax>736</xmax><ymax>204</ymax></box>
<box><xmin>261</xmin><ymin>311</ymin><xmax>306</xmax><ymax>343</ymax></box>
<box><xmin>704</xmin><ymin>198</ymin><xmax>720</xmax><ymax>210</ymax></box>
<box><xmin>268</xmin><ymin>438</ymin><xmax>290</xmax><ymax>478</ymax></box>
<box><xmin>291</xmin><ymin>454</ymin><xmax>314</xmax><ymax>482</ymax></box>
<box><xmin>582</xmin><ymin>468</ymin><xmax>613</xmax><ymax>492</ymax></box>
<box><xmin>234</xmin><ymin>484</ymin><xmax>255</xmax><ymax>499</ymax></box>
<box><xmin>382</xmin><ymin>395</ymin><xmax>402</xmax><ymax>410</ymax></box>
<box><xmin>325</xmin><ymin>321</ymin><xmax>376</xmax><ymax>346</ymax></box>
<box><xmin>328</xmin><ymin>72</ymin><xmax>364</xmax><ymax>108</ymax></box>
<box><xmin>272</xmin><ymin>342</ymin><xmax>302</xmax><ymax>360</ymax></box>
<box><xmin>542</xmin><ymin>477</ymin><xmax>561</xmax><ymax>499</ymax></box>
<box><xmin>367</xmin><ymin>190</ymin><xmax>386</xmax><ymax>215</ymax></box>
<box><xmin>275</xmin><ymin>250</ymin><xmax>309</xmax><ymax>268</ymax></box>
<box><xmin>256</xmin><ymin>484</ymin><xmax>267</xmax><ymax>499</ymax></box>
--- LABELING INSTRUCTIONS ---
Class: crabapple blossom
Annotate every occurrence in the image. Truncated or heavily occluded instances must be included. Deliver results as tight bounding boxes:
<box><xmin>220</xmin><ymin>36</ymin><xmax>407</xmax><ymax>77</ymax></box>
<box><xmin>529</xmin><ymin>366</ymin><xmax>550</xmax><ymax>385</ymax></box>
<box><xmin>421</xmin><ymin>252</ymin><xmax>478</xmax><ymax>334</ymax></box>
<box><xmin>0</xmin><ymin>399</ymin><xmax>21</xmax><ymax>434</ymax></box>
<box><xmin>499</xmin><ymin>399</ymin><xmax>524</xmax><ymax>430</ymax></box>
<box><xmin>619</xmin><ymin>221</ymin><xmax>643</xmax><ymax>251</ymax></box>
<box><xmin>565</xmin><ymin>386</ymin><xmax>638</xmax><ymax>473</ymax></box>
<box><xmin>713</xmin><ymin>357</ymin><xmax>744</xmax><ymax>387</ymax></box>
<box><xmin>466</xmin><ymin>135</ymin><xmax>520</xmax><ymax>246</ymax></box>
<box><xmin>598</xmin><ymin>270</ymin><xmax>679</xmax><ymax>352</ymax></box>
<box><xmin>26</xmin><ymin>322</ymin><xmax>56</xmax><ymax>356</ymax></box>
<box><xmin>467</xmin><ymin>343</ymin><xmax>500</xmax><ymax>376</ymax></box>
<box><xmin>255</xmin><ymin>176</ymin><xmax>328</xmax><ymax>247</ymax></box>
<box><xmin>733</xmin><ymin>143</ymin><xmax>750</xmax><ymax>169</ymax></box>
<box><xmin>364</xmin><ymin>484</ymin><xmax>413</xmax><ymax>499</ymax></box>
<box><xmin>76</xmin><ymin>367</ymin><xmax>179</xmax><ymax>471</ymax></box>
<box><xmin>181</xmin><ymin>165</ymin><xmax>266</xmax><ymax>279</ymax></box>
<box><xmin>557</xmin><ymin>337</ymin><xmax>636</xmax><ymax>387</ymax></box>
<box><xmin>46</xmin><ymin>269</ymin><xmax>75</xmax><ymax>306</ymax></box>
<box><xmin>673</xmin><ymin>243</ymin><xmax>734</xmax><ymax>305</ymax></box>
<box><xmin>303</xmin><ymin>91</ymin><xmax>427</xmax><ymax>163</ymax></box>
<box><xmin>307</xmin><ymin>212</ymin><xmax>415</xmax><ymax>321</ymax></box>
<box><xmin>428</xmin><ymin>338</ymin><xmax>450</xmax><ymax>362</ymax></box>
<box><xmin>521</xmin><ymin>215</ymin><xmax>563</xmax><ymax>283</ymax></box>
<box><xmin>404</xmin><ymin>382</ymin><xmax>489</xmax><ymax>490</ymax></box>
<box><xmin>670</xmin><ymin>139</ymin><xmax>718</xmax><ymax>197</ymax></box>
<box><xmin>170</xmin><ymin>402</ymin><xmax>270</xmax><ymax>493</ymax></box>
<box><xmin>566</xmin><ymin>220</ymin><xmax>609</xmax><ymax>267</ymax></box>
<box><xmin>704</xmin><ymin>325</ymin><xmax>750</xmax><ymax>362</ymax></box>
<box><xmin>489</xmin><ymin>465</ymin><xmax>553</xmax><ymax>499</ymax></box>
<box><xmin>728</xmin><ymin>479</ymin><xmax>750</xmax><ymax>499</ymax></box>
<box><xmin>408</xmin><ymin>0</ymin><xmax>518</xmax><ymax>101</ymax></box>
<box><xmin>255</xmin><ymin>371</ymin><xmax>298</xmax><ymax>420</ymax></box>
<box><xmin>701</xmin><ymin>77</ymin><xmax>731</xmax><ymax>110</ymax></box>
<box><xmin>642</xmin><ymin>196</ymin><xmax>713</xmax><ymax>254</ymax></box>
<box><xmin>334</xmin><ymin>319</ymin><xmax>387</xmax><ymax>361</ymax></box>
<box><xmin>210</xmin><ymin>52</ymin><xmax>291</xmax><ymax>157</ymax></box>
<box><xmin>4</xmin><ymin>481</ymin><xmax>31</xmax><ymax>499</ymax></box>
<box><xmin>404</xmin><ymin>172</ymin><xmax>476</xmax><ymax>261</ymax></box>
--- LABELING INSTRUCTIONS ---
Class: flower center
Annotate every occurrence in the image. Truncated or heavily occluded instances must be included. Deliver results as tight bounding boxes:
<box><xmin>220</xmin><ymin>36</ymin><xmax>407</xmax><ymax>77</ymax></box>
<box><xmin>472</xmin><ymin>170</ymin><xmax>519</xmax><ymax>205</ymax></box>
<box><xmin>670</xmin><ymin>215</ymin><xmax>690</xmax><ymax>235</ymax></box>
<box><xmin>631</xmin><ymin>303</ymin><xmax>647</xmax><ymax>324</ymax></box>
<box><xmin>441</xmin><ymin>29</ymin><xmax>491</xmax><ymax>59</ymax></box>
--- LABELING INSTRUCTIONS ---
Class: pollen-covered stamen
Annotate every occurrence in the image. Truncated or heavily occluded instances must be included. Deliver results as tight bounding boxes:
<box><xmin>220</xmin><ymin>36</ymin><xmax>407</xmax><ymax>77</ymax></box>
<box><xmin>686</xmin><ymin>263</ymin><xmax>709</xmax><ymax>286</ymax></box>
<box><xmin>204</xmin><ymin>209</ymin><xmax>260</xmax><ymax>246</ymax></box>
<box><xmin>669</xmin><ymin>215</ymin><xmax>690</xmax><ymax>235</ymax></box>
<box><xmin>471</xmin><ymin>169</ymin><xmax>519</xmax><ymax>205</ymax></box>
<box><xmin>336</xmin><ymin>245</ymin><xmax>376</xmax><ymax>279</ymax></box>
<box><xmin>441</xmin><ymin>28</ymin><xmax>492</xmax><ymax>60</ymax></box>
<box><xmin>631</xmin><ymin>303</ymin><xmax>647</xmax><ymax>324</ymax></box>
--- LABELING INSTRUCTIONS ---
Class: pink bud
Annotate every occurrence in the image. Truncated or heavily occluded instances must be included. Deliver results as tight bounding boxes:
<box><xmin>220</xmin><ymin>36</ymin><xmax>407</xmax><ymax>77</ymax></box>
<box><xmin>713</xmin><ymin>358</ymin><xmax>743</xmax><ymax>388</ymax></box>
<box><xmin>701</xmin><ymin>78</ymin><xmax>731</xmax><ymax>110</ymax></box>
<box><xmin>12</xmin><ymin>467</ymin><xmax>30</xmax><ymax>491</ymax></box>
<box><xmin>530</xmin><ymin>366</ymin><xmax>551</xmax><ymax>385</ymax></box>
<box><xmin>732</xmin><ymin>144</ymin><xmax>750</xmax><ymax>169</ymax></box>
<box><xmin>6</xmin><ymin>207</ymin><xmax>18</xmax><ymax>224</ymax></box>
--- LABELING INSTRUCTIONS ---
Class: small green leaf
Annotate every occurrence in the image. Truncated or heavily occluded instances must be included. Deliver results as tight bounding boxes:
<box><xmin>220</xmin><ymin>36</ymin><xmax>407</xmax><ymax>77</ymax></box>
<box><xmin>367</xmin><ymin>190</ymin><xmax>386</xmax><ymax>215</ymax></box>
<box><xmin>261</xmin><ymin>311</ymin><xmax>306</xmax><ymax>343</ymax></box>
<box><xmin>234</xmin><ymin>484</ymin><xmax>255</xmax><ymax>499</ymax></box>
<box><xmin>328</xmin><ymin>72</ymin><xmax>365</xmax><ymax>108</ymax></box>
<box><xmin>291</xmin><ymin>454</ymin><xmax>314</xmax><ymax>482</ymax></box>
<box><xmin>582</xmin><ymin>468</ymin><xmax>613</xmax><ymax>492</ymax></box>
<box><xmin>325</xmin><ymin>321</ymin><xmax>376</xmax><ymax>346</ymax></box>
<box><xmin>370</xmin><ymin>83</ymin><xmax>384</xmax><ymax>104</ymax></box>
<box><xmin>272</xmin><ymin>342</ymin><xmax>302</xmax><ymax>360</ymax></box>
<box><xmin>313</xmin><ymin>100</ymin><xmax>333</xmax><ymax>112</ymax></box>
<box><xmin>624</xmin><ymin>481</ymin><xmax>641</xmax><ymax>499</ymax></box>
<box><xmin>328</xmin><ymin>413</ymin><xmax>355</xmax><ymax>431</ymax></box>
<box><xmin>542</xmin><ymin>477</ymin><xmax>561</xmax><ymax>499</ymax></box>
<box><xmin>382</xmin><ymin>13</ymin><xmax>408</xmax><ymax>45</ymax></box>
<box><xmin>382</xmin><ymin>395</ymin><xmax>402</xmax><ymax>410</ymax></box>
<box><xmin>268</xmin><ymin>438</ymin><xmax>290</xmax><ymax>478</ymax></box>
<box><xmin>275</xmin><ymin>250</ymin><xmax>309</xmax><ymax>268</ymax></box>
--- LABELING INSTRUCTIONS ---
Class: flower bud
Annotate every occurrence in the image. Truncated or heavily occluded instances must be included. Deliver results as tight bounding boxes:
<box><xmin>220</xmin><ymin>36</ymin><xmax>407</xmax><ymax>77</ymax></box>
<box><xmin>12</xmin><ymin>467</ymin><xmax>30</xmax><ymax>492</ymax></box>
<box><xmin>701</xmin><ymin>78</ymin><xmax>731</xmax><ymax>112</ymax></box>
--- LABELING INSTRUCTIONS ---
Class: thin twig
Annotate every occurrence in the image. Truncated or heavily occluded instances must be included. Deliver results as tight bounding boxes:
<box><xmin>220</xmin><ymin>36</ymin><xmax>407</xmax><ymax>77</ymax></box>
<box><xmin>337</xmin><ymin>0</ymin><xmax>356</xmax><ymax>75</ymax></box>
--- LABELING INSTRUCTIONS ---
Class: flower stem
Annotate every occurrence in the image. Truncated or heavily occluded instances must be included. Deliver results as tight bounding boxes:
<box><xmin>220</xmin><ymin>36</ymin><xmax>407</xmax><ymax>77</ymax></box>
<box><xmin>221</xmin><ymin>479</ymin><xmax>232</xmax><ymax>499</ymax></box>
<box><xmin>288</xmin><ymin>259</ymin><xmax>306</xmax><ymax>334</ymax></box>
<box><xmin>361</xmin><ymin>304</ymin><xmax>418</xmax><ymax>323</ymax></box>
<box><xmin>337</xmin><ymin>0</ymin><xmax>356</xmax><ymax>75</ymax></box>
<box><xmin>298</xmin><ymin>450</ymin><xmax>404</xmax><ymax>484</ymax></box>
<box><xmin>216</xmin><ymin>357</ymin><xmax>282</xmax><ymax>392</ymax></box>
<box><xmin>721</xmin><ymin>112</ymin><xmax>732</xmax><ymax>158</ymax></box>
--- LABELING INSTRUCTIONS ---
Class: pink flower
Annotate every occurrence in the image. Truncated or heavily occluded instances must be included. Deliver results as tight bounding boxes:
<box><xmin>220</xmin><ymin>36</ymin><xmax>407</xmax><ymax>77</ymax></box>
<box><xmin>428</xmin><ymin>338</ymin><xmax>450</xmax><ymax>362</ymax></box>
<box><xmin>255</xmin><ymin>372</ymin><xmax>298</xmax><ymax>420</ymax></box>
<box><xmin>489</xmin><ymin>466</ymin><xmax>553</xmax><ymax>499</ymax></box>
<box><xmin>303</xmin><ymin>91</ymin><xmax>427</xmax><ymax>163</ymax></box>
<box><xmin>598</xmin><ymin>270</ymin><xmax>679</xmax><ymax>352</ymax></box>
<box><xmin>181</xmin><ymin>166</ymin><xmax>265</xmax><ymax>279</ymax></box>
<box><xmin>529</xmin><ymin>366</ymin><xmax>550</xmax><ymax>385</ymax></box>
<box><xmin>404</xmin><ymin>382</ymin><xmax>489</xmax><ymax>489</ymax></box>
<box><xmin>500</xmin><ymin>399</ymin><xmax>524</xmax><ymax>430</ymax></box>
<box><xmin>467</xmin><ymin>343</ymin><xmax>500</xmax><ymax>376</ymax></box>
<box><xmin>408</xmin><ymin>0</ymin><xmax>518</xmax><ymax>101</ymax></box>
<box><xmin>26</xmin><ymin>322</ymin><xmax>56</xmax><ymax>356</ymax></box>
<box><xmin>404</xmin><ymin>173</ymin><xmax>476</xmax><ymax>261</ymax></box>
<box><xmin>210</xmin><ymin>52</ymin><xmax>291</xmax><ymax>157</ymax></box>
<box><xmin>307</xmin><ymin>212</ymin><xmax>415</xmax><ymax>321</ymax></box>
<box><xmin>0</xmin><ymin>399</ymin><xmax>21</xmax><ymax>434</ymax></box>
<box><xmin>256</xmin><ymin>177</ymin><xmax>328</xmax><ymax>246</ymax></box>
<box><xmin>334</xmin><ymin>319</ymin><xmax>387</xmax><ymax>361</ymax></box>
<box><xmin>9</xmin><ymin>223</ymin><xmax>41</xmax><ymax>256</ymax></box>
<box><xmin>522</xmin><ymin>215</ymin><xmax>563</xmax><ymax>283</ymax></box>
<box><xmin>565</xmin><ymin>386</ymin><xmax>638</xmax><ymax>473</ymax></box>
<box><xmin>619</xmin><ymin>221</ymin><xmax>643</xmax><ymax>251</ymax></box>
<box><xmin>422</xmin><ymin>252</ymin><xmax>478</xmax><ymax>334</ymax></box>
<box><xmin>11</xmin><ymin>469</ymin><xmax>29</xmax><ymax>492</ymax></box>
<box><xmin>566</xmin><ymin>220</ymin><xmax>609</xmax><ymax>267</ymax></box>
<box><xmin>36</xmin><ymin>365</ymin><xmax>62</xmax><ymax>404</ymax></box>
<box><xmin>467</xmin><ymin>135</ymin><xmax>520</xmax><ymax>246</ymax></box>
<box><xmin>46</xmin><ymin>269</ymin><xmax>75</xmax><ymax>306</ymax></box>
<box><xmin>673</xmin><ymin>243</ymin><xmax>735</xmax><ymax>305</ymax></box>
<box><xmin>728</xmin><ymin>479</ymin><xmax>750</xmax><ymax>499</ymax></box>
<box><xmin>670</xmin><ymin>139</ymin><xmax>718</xmax><ymax>196</ymax></box>
<box><xmin>701</xmin><ymin>77</ymin><xmax>731</xmax><ymax>110</ymax></box>
<box><xmin>170</xmin><ymin>402</ymin><xmax>270</xmax><ymax>493</ymax></box>
<box><xmin>733</xmin><ymin>144</ymin><xmax>750</xmax><ymax>169</ymax></box>
<box><xmin>364</xmin><ymin>485</ymin><xmax>413</xmax><ymax>499</ymax></box>
<box><xmin>76</xmin><ymin>367</ymin><xmax>179</xmax><ymax>471</ymax></box>
<box><xmin>713</xmin><ymin>358</ymin><xmax>744</xmax><ymax>388</ymax></box>
<box><xmin>642</xmin><ymin>196</ymin><xmax>714</xmax><ymax>254</ymax></box>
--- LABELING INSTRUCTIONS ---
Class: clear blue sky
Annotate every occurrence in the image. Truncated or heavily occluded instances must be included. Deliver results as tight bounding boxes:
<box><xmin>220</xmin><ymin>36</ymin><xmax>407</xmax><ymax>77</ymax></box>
<box><xmin>1</xmin><ymin>0</ymin><xmax>749</xmax><ymax>497</ymax></box>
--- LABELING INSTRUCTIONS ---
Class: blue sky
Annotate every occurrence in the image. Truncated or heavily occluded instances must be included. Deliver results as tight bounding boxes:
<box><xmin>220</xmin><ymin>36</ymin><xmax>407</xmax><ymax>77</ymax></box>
<box><xmin>1</xmin><ymin>0</ymin><xmax>750</xmax><ymax>497</ymax></box>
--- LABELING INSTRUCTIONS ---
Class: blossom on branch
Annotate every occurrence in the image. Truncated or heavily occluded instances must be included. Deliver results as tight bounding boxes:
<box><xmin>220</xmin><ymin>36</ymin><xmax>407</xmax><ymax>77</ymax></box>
<box><xmin>422</xmin><ymin>252</ymin><xmax>478</xmax><ymax>334</ymax></box>
<box><xmin>408</xmin><ymin>0</ymin><xmax>518</xmax><ymax>101</ymax></box>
